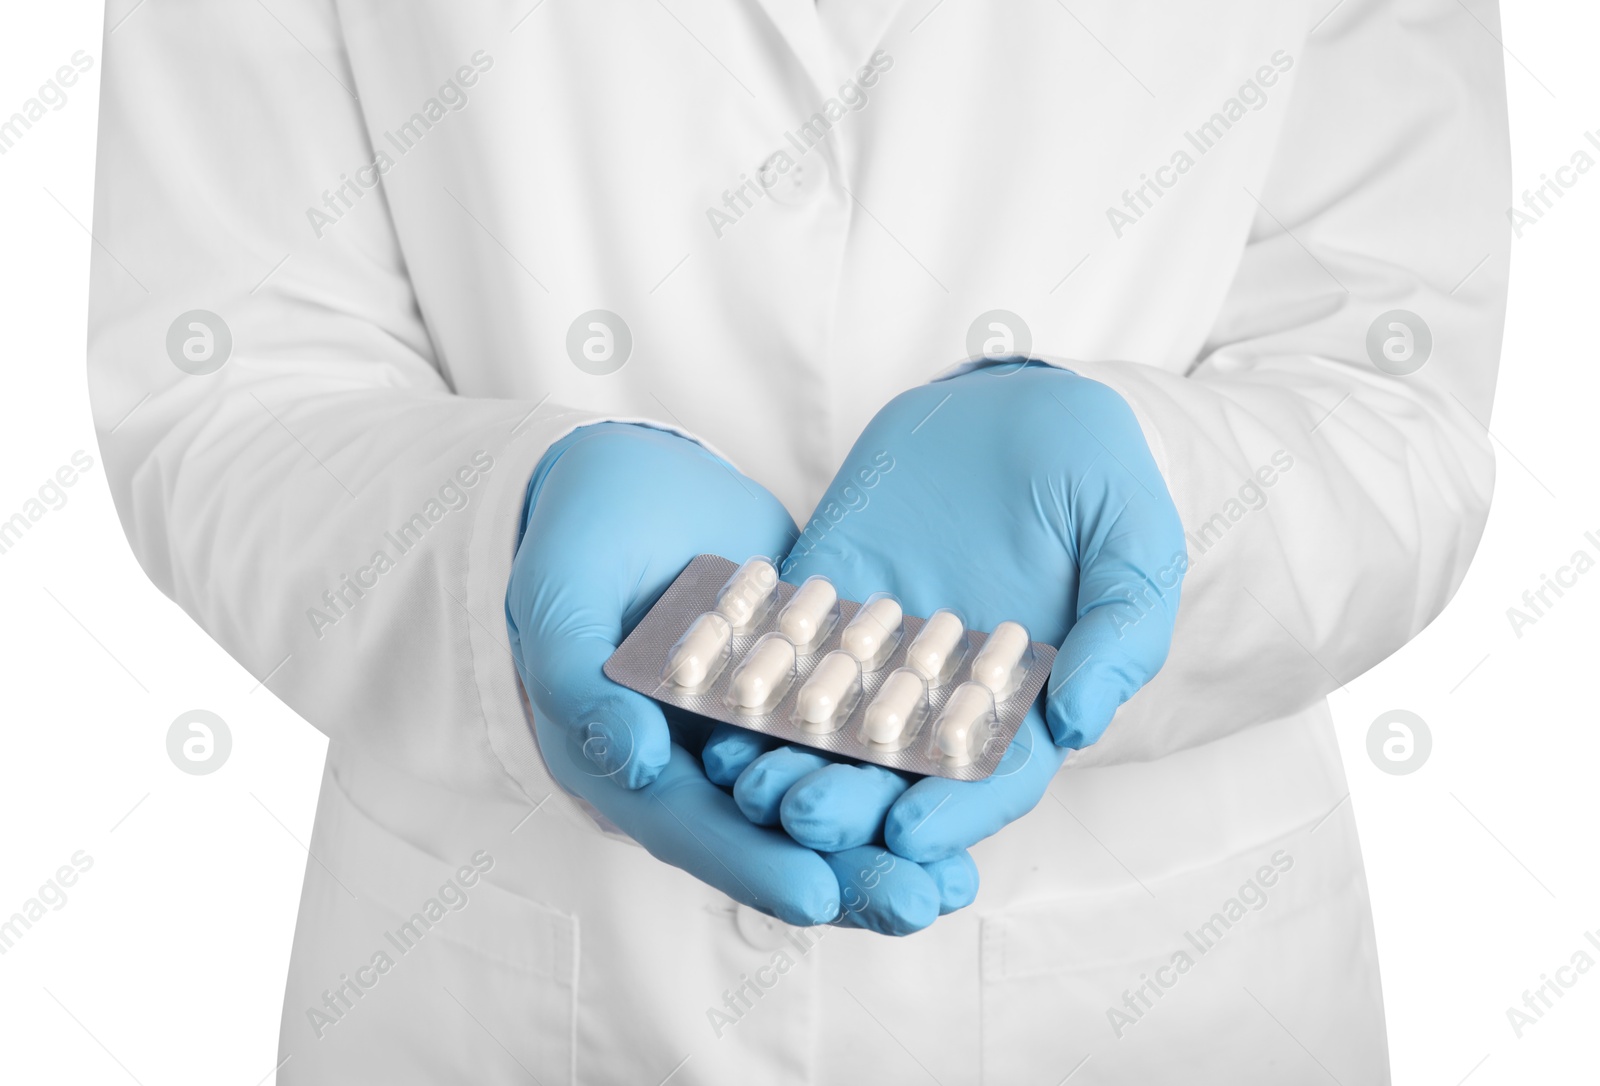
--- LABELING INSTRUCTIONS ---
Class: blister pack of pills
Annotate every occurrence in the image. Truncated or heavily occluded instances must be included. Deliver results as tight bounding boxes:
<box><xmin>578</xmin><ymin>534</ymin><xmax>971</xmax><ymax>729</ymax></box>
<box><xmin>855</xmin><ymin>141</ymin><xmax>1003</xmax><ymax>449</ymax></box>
<box><xmin>603</xmin><ymin>554</ymin><xmax>1057</xmax><ymax>781</ymax></box>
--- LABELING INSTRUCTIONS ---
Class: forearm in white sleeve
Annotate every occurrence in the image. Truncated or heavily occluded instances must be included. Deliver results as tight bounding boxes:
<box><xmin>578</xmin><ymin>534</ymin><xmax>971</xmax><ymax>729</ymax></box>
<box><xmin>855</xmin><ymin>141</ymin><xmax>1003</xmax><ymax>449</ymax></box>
<box><xmin>87</xmin><ymin>1</ymin><xmax>600</xmax><ymax>799</ymax></box>
<box><xmin>1065</xmin><ymin>0</ymin><xmax>1510</xmax><ymax>767</ymax></box>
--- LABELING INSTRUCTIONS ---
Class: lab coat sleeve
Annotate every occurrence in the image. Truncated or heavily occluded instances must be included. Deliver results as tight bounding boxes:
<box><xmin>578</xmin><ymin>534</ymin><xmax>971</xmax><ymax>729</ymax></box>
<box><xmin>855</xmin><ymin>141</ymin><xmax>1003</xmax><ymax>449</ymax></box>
<box><xmin>1061</xmin><ymin>0</ymin><xmax>1510</xmax><ymax>767</ymax></box>
<box><xmin>87</xmin><ymin>2</ymin><xmax>631</xmax><ymax>800</ymax></box>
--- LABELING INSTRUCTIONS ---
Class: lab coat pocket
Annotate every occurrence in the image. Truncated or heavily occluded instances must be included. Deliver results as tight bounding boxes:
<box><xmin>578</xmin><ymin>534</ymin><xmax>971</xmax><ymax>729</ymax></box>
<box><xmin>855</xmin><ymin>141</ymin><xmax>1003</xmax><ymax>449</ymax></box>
<box><xmin>279</xmin><ymin>770</ymin><xmax>577</xmax><ymax>1086</ymax></box>
<box><xmin>978</xmin><ymin>816</ymin><xmax>1387</xmax><ymax>1086</ymax></box>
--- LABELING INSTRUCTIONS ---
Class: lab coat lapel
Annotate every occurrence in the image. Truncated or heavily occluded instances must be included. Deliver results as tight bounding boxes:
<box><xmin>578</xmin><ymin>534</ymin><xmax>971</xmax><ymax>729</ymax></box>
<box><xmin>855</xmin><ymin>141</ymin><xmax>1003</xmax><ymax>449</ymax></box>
<box><xmin>749</xmin><ymin>0</ymin><xmax>914</xmax><ymax>94</ymax></box>
<box><xmin>746</xmin><ymin>0</ymin><xmax>843</xmax><ymax>98</ymax></box>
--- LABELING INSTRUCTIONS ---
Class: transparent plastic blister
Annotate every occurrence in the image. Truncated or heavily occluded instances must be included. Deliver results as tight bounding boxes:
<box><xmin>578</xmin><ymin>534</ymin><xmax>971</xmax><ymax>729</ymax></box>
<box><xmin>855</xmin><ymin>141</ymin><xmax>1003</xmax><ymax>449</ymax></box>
<box><xmin>968</xmin><ymin>619</ymin><xmax>1035</xmax><ymax>700</ymax></box>
<box><xmin>725</xmin><ymin>632</ymin><xmax>798</xmax><ymax>714</ymax></box>
<box><xmin>605</xmin><ymin>554</ymin><xmax>1057</xmax><ymax>781</ymax></box>
<box><xmin>777</xmin><ymin>575</ymin><xmax>841</xmax><ymax>654</ymax></box>
<box><xmin>833</xmin><ymin>592</ymin><xmax>898</xmax><ymax>670</ymax></box>
<box><xmin>794</xmin><ymin>650</ymin><xmax>863</xmax><ymax>734</ymax></box>
<box><xmin>714</xmin><ymin>557</ymin><xmax>780</xmax><ymax>630</ymax></box>
<box><xmin>929</xmin><ymin>682</ymin><xmax>999</xmax><ymax>768</ymax></box>
<box><xmin>905</xmin><ymin>608</ymin><xmax>968</xmax><ymax>687</ymax></box>
<box><xmin>660</xmin><ymin>611</ymin><xmax>733</xmax><ymax>692</ymax></box>
<box><xmin>859</xmin><ymin>668</ymin><xmax>929</xmax><ymax>751</ymax></box>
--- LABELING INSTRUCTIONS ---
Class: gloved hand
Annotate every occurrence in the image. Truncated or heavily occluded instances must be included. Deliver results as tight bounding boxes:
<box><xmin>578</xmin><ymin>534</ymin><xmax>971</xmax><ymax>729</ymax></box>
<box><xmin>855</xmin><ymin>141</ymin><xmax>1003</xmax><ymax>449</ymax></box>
<box><xmin>505</xmin><ymin>422</ymin><xmax>974</xmax><ymax>932</ymax></box>
<box><xmin>702</xmin><ymin>362</ymin><xmax>1186</xmax><ymax>863</ymax></box>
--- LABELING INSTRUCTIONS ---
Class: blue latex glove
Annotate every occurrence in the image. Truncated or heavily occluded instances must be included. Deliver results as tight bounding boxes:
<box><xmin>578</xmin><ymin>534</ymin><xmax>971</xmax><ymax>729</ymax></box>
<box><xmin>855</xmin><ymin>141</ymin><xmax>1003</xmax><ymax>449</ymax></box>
<box><xmin>505</xmin><ymin>423</ymin><xmax>972</xmax><ymax>930</ymax></box>
<box><xmin>703</xmin><ymin>730</ymin><xmax>978</xmax><ymax>917</ymax></box>
<box><xmin>704</xmin><ymin>362</ymin><xmax>1186</xmax><ymax>863</ymax></box>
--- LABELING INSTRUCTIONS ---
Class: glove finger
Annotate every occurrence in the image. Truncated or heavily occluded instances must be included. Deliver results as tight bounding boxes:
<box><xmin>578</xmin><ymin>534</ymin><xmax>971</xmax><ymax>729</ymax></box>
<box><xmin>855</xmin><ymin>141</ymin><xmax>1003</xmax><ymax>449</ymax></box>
<box><xmin>516</xmin><ymin>629</ymin><xmax>673</xmax><ymax>790</ymax></box>
<box><xmin>885</xmin><ymin>712</ymin><xmax>1065</xmax><ymax>862</ymax></box>
<box><xmin>923</xmin><ymin>850</ymin><xmax>980</xmax><ymax>914</ymax></box>
<box><xmin>536</xmin><ymin>717</ymin><xmax>841</xmax><ymax>926</ymax></box>
<box><xmin>825</xmin><ymin>846</ymin><xmax>940</xmax><ymax>937</ymax></box>
<box><xmin>1045</xmin><ymin>588</ymin><xmax>1175</xmax><ymax>748</ymax></box>
<box><xmin>1047</xmin><ymin>434</ymin><xmax>1186</xmax><ymax>749</ymax></box>
<box><xmin>734</xmin><ymin>747</ymin><xmax>833</xmax><ymax>825</ymax></box>
<box><xmin>781</xmin><ymin>762</ymin><xmax>913</xmax><ymax>852</ymax></box>
<box><xmin>701</xmin><ymin>723</ymin><xmax>783</xmax><ymax>787</ymax></box>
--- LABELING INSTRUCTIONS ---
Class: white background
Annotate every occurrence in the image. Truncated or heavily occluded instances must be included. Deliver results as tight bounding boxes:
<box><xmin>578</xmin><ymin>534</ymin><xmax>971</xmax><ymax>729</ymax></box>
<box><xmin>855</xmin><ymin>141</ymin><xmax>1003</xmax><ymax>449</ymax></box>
<box><xmin>1</xmin><ymin>2</ymin><xmax>1594</xmax><ymax>1083</ymax></box>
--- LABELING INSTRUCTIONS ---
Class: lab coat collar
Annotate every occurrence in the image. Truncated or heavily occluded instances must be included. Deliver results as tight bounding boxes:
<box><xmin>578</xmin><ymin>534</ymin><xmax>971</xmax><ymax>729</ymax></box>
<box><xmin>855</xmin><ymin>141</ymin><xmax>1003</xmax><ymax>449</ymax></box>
<box><xmin>748</xmin><ymin>0</ymin><xmax>838</xmax><ymax>98</ymax></box>
<box><xmin>749</xmin><ymin>0</ymin><xmax>907</xmax><ymax>100</ymax></box>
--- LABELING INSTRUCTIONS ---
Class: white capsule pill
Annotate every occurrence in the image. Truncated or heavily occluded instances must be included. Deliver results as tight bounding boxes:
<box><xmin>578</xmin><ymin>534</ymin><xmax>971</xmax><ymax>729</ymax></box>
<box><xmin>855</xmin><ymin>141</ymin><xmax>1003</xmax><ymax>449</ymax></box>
<box><xmin>716</xmin><ymin>558</ymin><xmax>779</xmax><ymax>627</ymax></box>
<box><xmin>907</xmin><ymin>610</ymin><xmax>966</xmax><ymax>682</ymax></box>
<box><xmin>840</xmin><ymin>597</ymin><xmax>903</xmax><ymax>664</ymax></box>
<box><xmin>935</xmin><ymin>682</ymin><xmax>995</xmax><ymax>765</ymax></box>
<box><xmin>778</xmin><ymin>576</ymin><xmax>837</xmax><ymax>646</ymax></box>
<box><xmin>662</xmin><ymin>612</ymin><xmax>731</xmax><ymax>687</ymax></box>
<box><xmin>863</xmin><ymin>668</ymin><xmax>926</xmax><ymax>745</ymax></box>
<box><xmin>971</xmin><ymin>620</ymin><xmax>1031</xmax><ymax>695</ymax></box>
<box><xmin>729</xmin><ymin>636</ymin><xmax>796</xmax><ymax>709</ymax></box>
<box><xmin>796</xmin><ymin>650</ymin><xmax>858</xmax><ymax>728</ymax></box>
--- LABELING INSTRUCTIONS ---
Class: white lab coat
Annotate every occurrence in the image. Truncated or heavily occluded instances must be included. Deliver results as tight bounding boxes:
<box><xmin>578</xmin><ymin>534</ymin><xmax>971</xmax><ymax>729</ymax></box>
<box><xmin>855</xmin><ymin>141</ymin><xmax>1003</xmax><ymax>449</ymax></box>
<box><xmin>88</xmin><ymin>0</ymin><xmax>1508</xmax><ymax>1081</ymax></box>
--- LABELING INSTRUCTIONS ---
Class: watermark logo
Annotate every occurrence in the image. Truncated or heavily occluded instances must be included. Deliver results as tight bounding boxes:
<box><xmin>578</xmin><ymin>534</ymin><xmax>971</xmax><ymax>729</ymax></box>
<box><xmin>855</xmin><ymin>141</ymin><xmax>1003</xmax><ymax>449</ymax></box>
<box><xmin>1106</xmin><ymin>850</ymin><xmax>1295</xmax><ymax>1038</ymax></box>
<box><xmin>705</xmin><ymin>923</ymin><xmax>829</xmax><ymax>1038</ymax></box>
<box><xmin>0</xmin><ymin>450</ymin><xmax>96</xmax><ymax>558</ymax></box>
<box><xmin>965</xmin><ymin>310</ymin><xmax>1032</xmax><ymax>362</ymax></box>
<box><xmin>762</xmin><ymin>150</ymin><xmax>826</xmax><ymax>207</ymax></box>
<box><xmin>1366</xmin><ymin>710</ymin><xmax>1430</xmax><ymax>775</ymax></box>
<box><xmin>306</xmin><ymin>452</ymin><xmax>496</xmax><ymax>639</ymax></box>
<box><xmin>1105</xmin><ymin>50</ymin><xmax>1293</xmax><ymax>238</ymax></box>
<box><xmin>167</xmin><ymin>710</ymin><xmax>232</xmax><ymax>775</ymax></box>
<box><xmin>1505</xmin><ymin>930</ymin><xmax>1600</xmax><ymax>1038</ymax></box>
<box><xmin>0</xmin><ymin>852</ymin><xmax>94</xmax><ymax>956</ymax></box>
<box><xmin>0</xmin><ymin>51</ymin><xmax>94</xmax><ymax>157</ymax></box>
<box><xmin>565</xmin><ymin>718</ymin><xmax>635</xmax><ymax>779</ymax></box>
<box><xmin>1506</xmin><ymin>132</ymin><xmax>1599</xmax><ymax>239</ymax></box>
<box><xmin>1185</xmin><ymin>449</ymin><xmax>1295</xmax><ymax>559</ymax></box>
<box><xmin>305</xmin><ymin>851</ymin><xmax>495</xmax><ymax>1038</ymax></box>
<box><xmin>784</xmin><ymin>451</ymin><xmax>895</xmax><ymax>565</ymax></box>
<box><xmin>307</xmin><ymin>51</ymin><xmax>494</xmax><ymax>239</ymax></box>
<box><xmin>566</xmin><ymin>310</ymin><xmax>632</xmax><ymax>376</ymax></box>
<box><xmin>705</xmin><ymin>50</ymin><xmax>894</xmax><ymax>238</ymax></box>
<box><xmin>1365</xmin><ymin>309</ymin><xmax>1431</xmax><ymax>376</ymax></box>
<box><xmin>1504</xmin><ymin>530</ymin><xmax>1600</xmax><ymax>639</ymax></box>
<box><xmin>166</xmin><ymin>310</ymin><xmax>232</xmax><ymax>376</ymax></box>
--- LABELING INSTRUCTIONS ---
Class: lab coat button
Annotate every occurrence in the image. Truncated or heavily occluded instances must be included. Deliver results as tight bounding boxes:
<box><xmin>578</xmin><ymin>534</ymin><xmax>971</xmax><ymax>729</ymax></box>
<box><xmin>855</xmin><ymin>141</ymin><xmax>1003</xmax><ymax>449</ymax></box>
<box><xmin>760</xmin><ymin>151</ymin><xmax>827</xmax><ymax>207</ymax></box>
<box><xmin>735</xmin><ymin>903</ymin><xmax>799</xmax><ymax>950</ymax></box>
